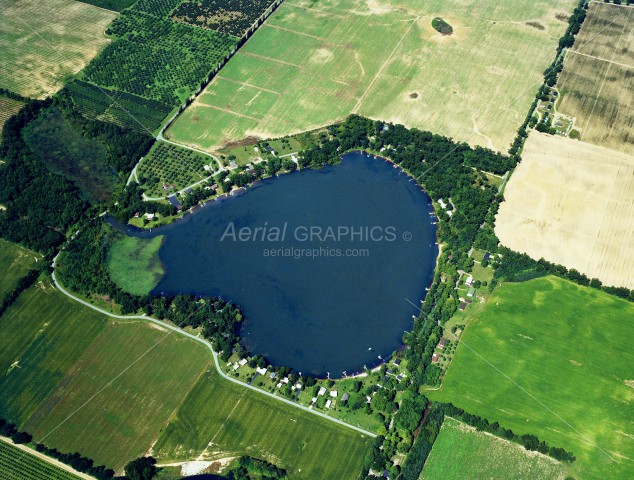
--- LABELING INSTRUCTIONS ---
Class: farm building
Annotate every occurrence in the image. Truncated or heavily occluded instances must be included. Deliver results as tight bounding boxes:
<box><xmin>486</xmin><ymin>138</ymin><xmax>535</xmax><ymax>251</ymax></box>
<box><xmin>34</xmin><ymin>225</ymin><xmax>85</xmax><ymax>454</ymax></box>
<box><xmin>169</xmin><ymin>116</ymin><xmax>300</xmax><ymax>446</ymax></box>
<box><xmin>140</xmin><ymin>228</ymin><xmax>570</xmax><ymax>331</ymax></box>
<box><xmin>264</xmin><ymin>145</ymin><xmax>276</xmax><ymax>155</ymax></box>
<box><xmin>483</xmin><ymin>252</ymin><xmax>491</xmax><ymax>262</ymax></box>
<box><xmin>459</xmin><ymin>302</ymin><xmax>467</xmax><ymax>311</ymax></box>
<box><xmin>432</xmin><ymin>353</ymin><xmax>440</xmax><ymax>363</ymax></box>
<box><xmin>438</xmin><ymin>338</ymin><xmax>447</xmax><ymax>349</ymax></box>
<box><xmin>465</xmin><ymin>275</ymin><xmax>474</xmax><ymax>286</ymax></box>
<box><xmin>467</xmin><ymin>287</ymin><xmax>476</xmax><ymax>297</ymax></box>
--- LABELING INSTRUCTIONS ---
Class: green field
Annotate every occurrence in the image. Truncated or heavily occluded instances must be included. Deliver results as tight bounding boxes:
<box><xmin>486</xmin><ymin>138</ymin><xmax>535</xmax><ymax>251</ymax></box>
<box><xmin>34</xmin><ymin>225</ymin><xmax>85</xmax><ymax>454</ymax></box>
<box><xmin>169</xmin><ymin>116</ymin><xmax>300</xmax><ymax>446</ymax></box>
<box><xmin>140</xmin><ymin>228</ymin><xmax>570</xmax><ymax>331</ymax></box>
<box><xmin>0</xmin><ymin>440</ymin><xmax>82</xmax><ymax>480</ymax></box>
<box><xmin>0</xmin><ymin>279</ymin><xmax>370</xmax><ymax>474</ymax></box>
<box><xmin>107</xmin><ymin>235</ymin><xmax>164</xmax><ymax>295</ymax></box>
<box><xmin>421</xmin><ymin>417</ymin><xmax>566</xmax><ymax>480</ymax></box>
<box><xmin>0</xmin><ymin>282</ymin><xmax>107</xmax><ymax>424</ymax></box>
<box><xmin>154</xmin><ymin>369</ymin><xmax>371</xmax><ymax>479</ymax></box>
<box><xmin>167</xmin><ymin>0</ymin><xmax>577</xmax><ymax>151</ymax></box>
<box><xmin>0</xmin><ymin>239</ymin><xmax>39</xmax><ymax>298</ymax></box>
<box><xmin>137</xmin><ymin>141</ymin><xmax>218</xmax><ymax>198</ymax></box>
<box><xmin>0</xmin><ymin>0</ymin><xmax>116</xmax><ymax>99</ymax></box>
<box><xmin>24</xmin><ymin>320</ymin><xmax>210</xmax><ymax>470</ymax></box>
<box><xmin>428</xmin><ymin>276</ymin><xmax>634</xmax><ymax>480</ymax></box>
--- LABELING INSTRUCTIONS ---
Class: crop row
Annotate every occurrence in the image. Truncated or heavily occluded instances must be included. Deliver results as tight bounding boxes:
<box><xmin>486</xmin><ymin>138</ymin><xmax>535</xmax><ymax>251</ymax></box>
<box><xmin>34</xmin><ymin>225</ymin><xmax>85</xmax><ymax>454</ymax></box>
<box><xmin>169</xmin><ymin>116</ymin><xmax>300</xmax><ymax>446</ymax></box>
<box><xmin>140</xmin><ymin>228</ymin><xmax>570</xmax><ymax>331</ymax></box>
<box><xmin>131</xmin><ymin>0</ymin><xmax>185</xmax><ymax>17</ymax></box>
<box><xmin>0</xmin><ymin>442</ymin><xmax>80</xmax><ymax>480</ymax></box>
<box><xmin>83</xmin><ymin>11</ymin><xmax>236</xmax><ymax>105</ymax></box>
<box><xmin>138</xmin><ymin>141</ymin><xmax>217</xmax><ymax>196</ymax></box>
<box><xmin>172</xmin><ymin>0</ymin><xmax>276</xmax><ymax>37</ymax></box>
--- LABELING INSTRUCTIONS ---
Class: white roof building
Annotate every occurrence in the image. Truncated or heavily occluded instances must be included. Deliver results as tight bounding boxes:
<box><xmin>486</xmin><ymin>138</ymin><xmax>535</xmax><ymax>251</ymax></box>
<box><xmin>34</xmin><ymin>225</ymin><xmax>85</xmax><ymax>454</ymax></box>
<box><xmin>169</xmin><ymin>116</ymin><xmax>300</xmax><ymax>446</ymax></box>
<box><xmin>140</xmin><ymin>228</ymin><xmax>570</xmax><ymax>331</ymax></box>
<box><xmin>238</xmin><ymin>358</ymin><xmax>248</xmax><ymax>366</ymax></box>
<box><xmin>330</xmin><ymin>390</ymin><xmax>337</xmax><ymax>398</ymax></box>
<box><xmin>325</xmin><ymin>400</ymin><xmax>332</xmax><ymax>409</ymax></box>
<box><xmin>318</xmin><ymin>387</ymin><xmax>327</xmax><ymax>396</ymax></box>
<box><xmin>256</xmin><ymin>367</ymin><xmax>267</xmax><ymax>375</ymax></box>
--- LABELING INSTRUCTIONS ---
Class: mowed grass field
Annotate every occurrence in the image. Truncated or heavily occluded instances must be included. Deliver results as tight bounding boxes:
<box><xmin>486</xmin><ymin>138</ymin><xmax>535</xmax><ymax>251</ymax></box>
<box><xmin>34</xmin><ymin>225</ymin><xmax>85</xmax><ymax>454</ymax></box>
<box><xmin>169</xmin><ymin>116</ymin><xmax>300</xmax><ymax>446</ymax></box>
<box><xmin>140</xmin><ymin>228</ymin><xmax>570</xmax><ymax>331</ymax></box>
<box><xmin>496</xmin><ymin>131</ymin><xmax>634</xmax><ymax>289</ymax></box>
<box><xmin>107</xmin><ymin>235</ymin><xmax>164</xmax><ymax>295</ymax></box>
<box><xmin>0</xmin><ymin>0</ymin><xmax>116</xmax><ymax>98</ymax></box>
<box><xmin>166</xmin><ymin>0</ymin><xmax>576</xmax><ymax>152</ymax></box>
<box><xmin>428</xmin><ymin>276</ymin><xmax>634</xmax><ymax>480</ymax></box>
<box><xmin>557</xmin><ymin>2</ymin><xmax>634</xmax><ymax>154</ymax></box>
<box><xmin>421</xmin><ymin>417</ymin><xmax>566</xmax><ymax>480</ymax></box>
<box><xmin>154</xmin><ymin>369</ymin><xmax>371</xmax><ymax>479</ymax></box>
<box><xmin>0</xmin><ymin>439</ymin><xmax>82</xmax><ymax>480</ymax></box>
<box><xmin>0</xmin><ymin>238</ymin><xmax>40</xmax><ymax>298</ymax></box>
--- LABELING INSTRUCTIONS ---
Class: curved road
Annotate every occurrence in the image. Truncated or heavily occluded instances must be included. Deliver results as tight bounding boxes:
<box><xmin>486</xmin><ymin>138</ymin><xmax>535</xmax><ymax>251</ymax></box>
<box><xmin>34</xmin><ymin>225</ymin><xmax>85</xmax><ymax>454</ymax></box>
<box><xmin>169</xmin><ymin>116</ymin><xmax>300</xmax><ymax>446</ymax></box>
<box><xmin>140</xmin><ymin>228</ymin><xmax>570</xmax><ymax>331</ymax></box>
<box><xmin>50</xmin><ymin>264</ymin><xmax>375</xmax><ymax>438</ymax></box>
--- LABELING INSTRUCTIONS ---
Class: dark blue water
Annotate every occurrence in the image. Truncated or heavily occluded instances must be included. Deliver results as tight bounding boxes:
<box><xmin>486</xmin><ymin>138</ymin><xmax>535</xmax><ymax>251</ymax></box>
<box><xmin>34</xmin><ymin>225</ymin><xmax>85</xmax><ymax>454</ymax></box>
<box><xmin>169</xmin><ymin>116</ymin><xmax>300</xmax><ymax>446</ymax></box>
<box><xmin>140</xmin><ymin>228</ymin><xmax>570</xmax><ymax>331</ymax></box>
<box><xmin>111</xmin><ymin>151</ymin><xmax>437</xmax><ymax>376</ymax></box>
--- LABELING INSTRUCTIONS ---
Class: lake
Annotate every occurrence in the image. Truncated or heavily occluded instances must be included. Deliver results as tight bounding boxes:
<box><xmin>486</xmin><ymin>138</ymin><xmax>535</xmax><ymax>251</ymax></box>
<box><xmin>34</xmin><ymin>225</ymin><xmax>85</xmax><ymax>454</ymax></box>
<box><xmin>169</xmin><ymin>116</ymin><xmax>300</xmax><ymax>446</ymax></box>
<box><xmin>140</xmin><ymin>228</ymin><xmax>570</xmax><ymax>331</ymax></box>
<box><xmin>112</xmin><ymin>151</ymin><xmax>438</xmax><ymax>377</ymax></box>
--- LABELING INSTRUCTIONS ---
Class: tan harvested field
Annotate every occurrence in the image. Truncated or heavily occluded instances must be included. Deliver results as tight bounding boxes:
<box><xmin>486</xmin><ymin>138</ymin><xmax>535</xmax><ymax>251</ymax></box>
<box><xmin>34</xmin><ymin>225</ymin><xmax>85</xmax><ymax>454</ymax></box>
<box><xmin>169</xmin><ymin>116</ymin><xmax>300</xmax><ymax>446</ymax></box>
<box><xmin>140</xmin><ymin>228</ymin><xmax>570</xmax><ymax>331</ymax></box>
<box><xmin>557</xmin><ymin>2</ymin><xmax>634</xmax><ymax>154</ymax></box>
<box><xmin>167</xmin><ymin>0</ymin><xmax>577</xmax><ymax>152</ymax></box>
<box><xmin>0</xmin><ymin>0</ymin><xmax>116</xmax><ymax>99</ymax></box>
<box><xmin>496</xmin><ymin>131</ymin><xmax>634</xmax><ymax>289</ymax></box>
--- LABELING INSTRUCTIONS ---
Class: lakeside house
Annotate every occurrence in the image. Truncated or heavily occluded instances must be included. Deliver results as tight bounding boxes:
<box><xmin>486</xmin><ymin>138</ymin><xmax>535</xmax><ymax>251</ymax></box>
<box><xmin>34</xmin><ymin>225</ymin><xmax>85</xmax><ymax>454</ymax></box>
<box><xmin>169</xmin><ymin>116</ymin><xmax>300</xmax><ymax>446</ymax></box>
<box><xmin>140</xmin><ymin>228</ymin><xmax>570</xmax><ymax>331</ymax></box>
<box><xmin>256</xmin><ymin>367</ymin><xmax>267</xmax><ymax>375</ymax></box>
<box><xmin>341</xmin><ymin>393</ymin><xmax>350</xmax><ymax>402</ymax></box>
<box><xmin>238</xmin><ymin>358</ymin><xmax>248</xmax><ymax>366</ymax></box>
<box><xmin>392</xmin><ymin>359</ymin><xmax>401</xmax><ymax>366</ymax></box>
<box><xmin>270</xmin><ymin>372</ymin><xmax>277</xmax><ymax>379</ymax></box>
<box><xmin>318</xmin><ymin>387</ymin><xmax>326</xmax><ymax>396</ymax></box>
<box><xmin>330</xmin><ymin>390</ymin><xmax>337</xmax><ymax>398</ymax></box>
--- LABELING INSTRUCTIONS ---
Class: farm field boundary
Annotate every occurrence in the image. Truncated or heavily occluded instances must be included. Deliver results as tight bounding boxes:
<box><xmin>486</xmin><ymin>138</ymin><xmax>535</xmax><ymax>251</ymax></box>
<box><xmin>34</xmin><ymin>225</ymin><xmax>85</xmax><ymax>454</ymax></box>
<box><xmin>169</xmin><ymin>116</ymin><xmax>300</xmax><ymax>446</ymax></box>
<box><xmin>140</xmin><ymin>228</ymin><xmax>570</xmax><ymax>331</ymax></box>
<box><xmin>428</xmin><ymin>276</ymin><xmax>634</xmax><ymax>480</ymax></box>
<box><xmin>165</xmin><ymin>0</ymin><xmax>578</xmax><ymax>152</ymax></box>
<box><xmin>496</xmin><ymin>131</ymin><xmax>634</xmax><ymax>289</ymax></box>
<box><xmin>556</xmin><ymin>1</ymin><xmax>634</xmax><ymax>153</ymax></box>
<box><xmin>0</xmin><ymin>437</ymin><xmax>87</xmax><ymax>480</ymax></box>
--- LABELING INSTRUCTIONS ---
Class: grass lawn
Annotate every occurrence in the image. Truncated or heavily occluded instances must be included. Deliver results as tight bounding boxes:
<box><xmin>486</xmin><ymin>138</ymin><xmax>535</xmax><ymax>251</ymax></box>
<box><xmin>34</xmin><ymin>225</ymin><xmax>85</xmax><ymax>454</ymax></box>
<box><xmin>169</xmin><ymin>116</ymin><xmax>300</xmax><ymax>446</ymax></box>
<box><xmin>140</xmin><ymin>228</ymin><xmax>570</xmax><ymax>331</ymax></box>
<box><xmin>421</xmin><ymin>417</ymin><xmax>566</xmax><ymax>480</ymax></box>
<box><xmin>154</xmin><ymin>369</ymin><xmax>372</xmax><ymax>479</ymax></box>
<box><xmin>428</xmin><ymin>276</ymin><xmax>634</xmax><ymax>480</ymax></box>
<box><xmin>0</xmin><ymin>439</ymin><xmax>82</xmax><ymax>480</ymax></box>
<box><xmin>107</xmin><ymin>235</ymin><xmax>164</xmax><ymax>295</ymax></box>
<box><xmin>0</xmin><ymin>0</ymin><xmax>116</xmax><ymax>98</ymax></box>
<box><xmin>0</xmin><ymin>238</ymin><xmax>40</xmax><ymax>298</ymax></box>
<box><xmin>167</xmin><ymin>0</ymin><xmax>576</xmax><ymax>152</ymax></box>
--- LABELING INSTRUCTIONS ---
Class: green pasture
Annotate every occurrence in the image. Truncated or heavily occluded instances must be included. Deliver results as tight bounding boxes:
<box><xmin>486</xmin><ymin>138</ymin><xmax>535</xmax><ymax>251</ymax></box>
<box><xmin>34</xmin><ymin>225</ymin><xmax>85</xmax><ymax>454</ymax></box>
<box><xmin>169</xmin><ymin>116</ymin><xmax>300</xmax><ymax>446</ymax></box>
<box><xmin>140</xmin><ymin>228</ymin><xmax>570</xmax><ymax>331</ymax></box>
<box><xmin>154</xmin><ymin>369</ymin><xmax>371</xmax><ymax>479</ymax></box>
<box><xmin>24</xmin><ymin>320</ymin><xmax>210</xmax><ymax>471</ymax></box>
<box><xmin>421</xmin><ymin>417</ymin><xmax>566</xmax><ymax>480</ymax></box>
<box><xmin>0</xmin><ymin>282</ymin><xmax>107</xmax><ymax>424</ymax></box>
<box><xmin>429</xmin><ymin>276</ymin><xmax>634</xmax><ymax>480</ymax></box>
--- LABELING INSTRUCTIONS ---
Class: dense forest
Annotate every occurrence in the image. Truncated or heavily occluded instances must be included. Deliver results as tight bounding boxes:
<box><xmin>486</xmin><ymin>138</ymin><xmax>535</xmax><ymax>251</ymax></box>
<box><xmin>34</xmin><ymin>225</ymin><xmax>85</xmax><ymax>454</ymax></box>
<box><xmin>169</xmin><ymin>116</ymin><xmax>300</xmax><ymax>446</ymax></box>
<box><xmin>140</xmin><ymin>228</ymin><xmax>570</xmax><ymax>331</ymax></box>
<box><xmin>0</xmin><ymin>90</ymin><xmax>153</xmax><ymax>253</ymax></box>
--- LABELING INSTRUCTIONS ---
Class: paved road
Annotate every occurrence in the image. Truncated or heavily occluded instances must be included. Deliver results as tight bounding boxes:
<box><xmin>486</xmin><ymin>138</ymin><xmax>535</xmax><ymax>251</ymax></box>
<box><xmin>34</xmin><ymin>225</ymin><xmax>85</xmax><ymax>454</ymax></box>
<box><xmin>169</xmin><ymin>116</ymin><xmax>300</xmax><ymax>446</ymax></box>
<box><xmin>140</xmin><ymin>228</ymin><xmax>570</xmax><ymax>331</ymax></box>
<box><xmin>50</xmin><ymin>261</ymin><xmax>375</xmax><ymax>438</ymax></box>
<box><xmin>0</xmin><ymin>436</ymin><xmax>96</xmax><ymax>480</ymax></box>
